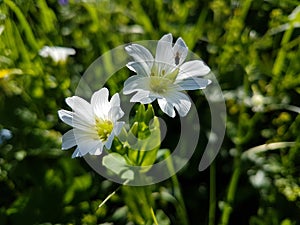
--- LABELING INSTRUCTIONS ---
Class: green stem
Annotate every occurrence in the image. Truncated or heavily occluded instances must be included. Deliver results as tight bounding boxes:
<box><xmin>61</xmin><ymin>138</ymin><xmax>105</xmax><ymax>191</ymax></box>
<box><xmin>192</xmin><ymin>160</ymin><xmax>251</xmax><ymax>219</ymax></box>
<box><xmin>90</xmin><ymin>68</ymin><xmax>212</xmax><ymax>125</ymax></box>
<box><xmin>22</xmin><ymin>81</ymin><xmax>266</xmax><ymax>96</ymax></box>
<box><xmin>165</xmin><ymin>150</ymin><xmax>189</xmax><ymax>225</ymax></box>
<box><xmin>123</xmin><ymin>185</ymin><xmax>153</xmax><ymax>224</ymax></box>
<box><xmin>138</xmin><ymin>186</ymin><xmax>152</xmax><ymax>221</ymax></box>
<box><xmin>122</xmin><ymin>172</ymin><xmax>156</xmax><ymax>225</ymax></box>
<box><xmin>272</xmin><ymin>22</ymin><xmax>294</xmax><ymax>77</ymax></box>
<box><xmin>4</xmin><ymin>0</ymin><xmax>39</xmax><ymax>51</ymax></box>
<box><xmin>220</xmin><ymin>66</ymin><xmax>248</xmax><ymax>225</ymax></box>
<box><xmin>150</xmin><ymin>207</ymin><xmax>159</xmax><ymax>225</ymax></box>
<box><xmin>209</xmin><ymin>161</ymin><xmax>216</xmax><ymax>225</ymax></box>
<box><xmin>219</xmin><ymin>157</ymin><xmax>241</xmax><ymax>225</ymax></box>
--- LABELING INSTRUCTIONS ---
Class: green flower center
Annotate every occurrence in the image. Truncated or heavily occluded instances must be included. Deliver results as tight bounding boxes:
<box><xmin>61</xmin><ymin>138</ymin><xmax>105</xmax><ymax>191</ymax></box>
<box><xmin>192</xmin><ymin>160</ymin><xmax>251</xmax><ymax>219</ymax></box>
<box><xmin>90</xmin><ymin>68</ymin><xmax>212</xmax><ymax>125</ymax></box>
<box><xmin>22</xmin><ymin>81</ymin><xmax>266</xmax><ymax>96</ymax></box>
<box><xmin>149</xmin><ymin>63</ymin><xmax>179</xmax><ymax>94</ymax></box>
<box><xmin>149</xmin><ymin>76</ymin><xmax>172</xmax><ymax>94</ymax></box>
<box><xmin>95</xmin><ymin>118</ymin><xmax>113</xmax><ymax>142</ymax></box>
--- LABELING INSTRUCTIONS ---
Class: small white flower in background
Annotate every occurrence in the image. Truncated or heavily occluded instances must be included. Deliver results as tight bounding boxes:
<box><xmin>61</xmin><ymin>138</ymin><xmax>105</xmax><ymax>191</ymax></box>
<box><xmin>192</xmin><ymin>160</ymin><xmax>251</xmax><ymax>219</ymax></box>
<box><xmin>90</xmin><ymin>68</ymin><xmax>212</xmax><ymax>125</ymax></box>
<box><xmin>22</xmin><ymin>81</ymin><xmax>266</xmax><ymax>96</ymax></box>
<box><xmin>58</xmin><ymin>88</ymin><xmax>125</xmax><ymax>158</ymax></box>
<box><xmin>249</xmin><ymin>170</ymin><xmax>271</xmax><ymax>188</ymax></box>
<box><xmin>123</xmin><ymin>33</ymin><xmax>211</xmax><ymax>117</ymax></box>
<box><xmin>39</xmin><ymin>46</ymin><xmax>76</xmax><ymax>63</ymax></box>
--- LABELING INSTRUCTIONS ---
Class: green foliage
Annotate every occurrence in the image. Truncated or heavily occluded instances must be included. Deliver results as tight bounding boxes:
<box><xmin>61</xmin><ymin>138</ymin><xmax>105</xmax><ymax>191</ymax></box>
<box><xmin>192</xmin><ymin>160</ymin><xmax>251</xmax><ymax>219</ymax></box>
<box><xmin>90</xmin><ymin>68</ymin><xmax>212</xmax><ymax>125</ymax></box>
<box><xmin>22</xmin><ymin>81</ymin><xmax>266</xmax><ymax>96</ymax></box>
<box><xmin>0</xmin><ymin>0</ymin><xmax>299</xmax><ymax>224</ymax></box>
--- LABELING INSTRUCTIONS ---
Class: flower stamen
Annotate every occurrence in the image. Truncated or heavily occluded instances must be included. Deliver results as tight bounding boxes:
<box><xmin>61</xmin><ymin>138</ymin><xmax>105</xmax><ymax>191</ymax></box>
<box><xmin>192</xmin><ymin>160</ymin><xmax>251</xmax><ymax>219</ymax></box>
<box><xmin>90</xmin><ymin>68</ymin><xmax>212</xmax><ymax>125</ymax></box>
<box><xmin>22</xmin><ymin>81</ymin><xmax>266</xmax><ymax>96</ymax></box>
<box><xmin>95</xmin><ymin>118</ymin><xmax>114</xmax><ymax>141</ymax></box>
<box><xmin>149</xmin><ymin>76</ymin><xmax>172</xmax><ymax>94</ymax></box>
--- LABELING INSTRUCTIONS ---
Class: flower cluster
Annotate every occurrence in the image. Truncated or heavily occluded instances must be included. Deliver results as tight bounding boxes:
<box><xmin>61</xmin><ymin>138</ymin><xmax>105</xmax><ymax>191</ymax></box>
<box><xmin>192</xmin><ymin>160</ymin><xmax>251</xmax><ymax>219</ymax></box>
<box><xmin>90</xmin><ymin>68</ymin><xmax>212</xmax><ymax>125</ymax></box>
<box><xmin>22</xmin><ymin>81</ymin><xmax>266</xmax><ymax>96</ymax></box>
<box><xmin>58</xmin><ymin>33</ymin><xmax>211</xmax><ymax>157</ymax></box>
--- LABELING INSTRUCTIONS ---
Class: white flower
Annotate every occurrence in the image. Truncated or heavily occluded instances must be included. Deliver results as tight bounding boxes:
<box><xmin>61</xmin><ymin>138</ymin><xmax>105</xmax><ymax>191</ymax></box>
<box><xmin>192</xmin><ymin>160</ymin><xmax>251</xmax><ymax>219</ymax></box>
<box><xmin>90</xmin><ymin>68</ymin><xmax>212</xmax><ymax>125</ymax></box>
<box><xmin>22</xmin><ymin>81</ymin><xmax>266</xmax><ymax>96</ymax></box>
<box><xmin>58</xmin><ymin>88</ymin><xmax>124</xmax><ymax>158</ymax></box>
<box><xmin>123</xmin><ymin>33</ymin><xmax>211</xmax><ymax>117</ymax></box>
<box><xmin>39</xmin><ymin>46</ymin><xmax>76</xmax><ymax>63</ymax></box>
<box><xmin>249</xmin><ymin>170</ymin><xmax>271</xmax><ymax>188</ymax></box>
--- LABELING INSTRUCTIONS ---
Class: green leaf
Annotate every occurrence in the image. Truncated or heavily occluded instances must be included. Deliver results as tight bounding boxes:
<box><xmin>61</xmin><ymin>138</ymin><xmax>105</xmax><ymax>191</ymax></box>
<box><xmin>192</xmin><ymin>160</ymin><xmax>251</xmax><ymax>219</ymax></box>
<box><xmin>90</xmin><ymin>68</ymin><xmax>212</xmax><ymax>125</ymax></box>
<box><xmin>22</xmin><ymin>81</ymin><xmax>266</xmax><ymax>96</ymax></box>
<box><xmin>144</xmin><ymin>104</ymin><xmax>155</xmax><ymax>124</ymax></box>
<box><xmin>135</xmin><ymin>104</ymin><xmax>146</xmax><ymax>122</ymax></box>
<box><xmin>121</xmin><ymin>170</ymin><xmax>134</xmax><ymax>180</ymax></box>
<box><xmin>102</xmin><ymin>153</ymin><xmax>134</xmax><ymax>181</ymax></box>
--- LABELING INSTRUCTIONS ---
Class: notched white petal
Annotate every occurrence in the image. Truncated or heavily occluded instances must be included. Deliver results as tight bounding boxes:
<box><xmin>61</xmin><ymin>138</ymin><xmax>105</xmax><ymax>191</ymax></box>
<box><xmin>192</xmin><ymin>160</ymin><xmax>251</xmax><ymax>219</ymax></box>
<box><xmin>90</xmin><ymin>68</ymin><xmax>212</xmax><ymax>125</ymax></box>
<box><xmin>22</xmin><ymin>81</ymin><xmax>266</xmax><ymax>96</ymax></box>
<box><xmin>72</xmin><ymin>147</ymin><xmax>83</xmax><ymax>158</ymax></box>
<box><xmin>77</xmin><ymin>139</ymin><xmax>102</xmax><ymax>156</ymax></box>
<box><xmin>140</xmin><ymin>97</ymin><xmax>156</xmax><ymax>104</ymax></box>
<box><xmin>171</xmin><ymin>92</ymin><xmax>192</xmax><ymax>117</ymax></box>
<box><xmin>66</xmin><ymin>96</ymin><xmax>91</xmax><ymax>111</ymax></box>
<box><xmin>58</xmin><ymin>109</ymin><xmax>73</xmax><ymax>126</ymax></box>
<box><xmin>123</xmin><ymin>76</ymin><xmax>147</xmax><ymax>94</ymax></box>
<box><xmin>110</xmin><ymin>93</ymin><xmax>121</xmax><ymax>107</ymax></box>
<box><xmin>159</xmin><ymin>33</ymin><xmax>173</xmax><ymax>43</ymax></box>
<box><xmin>113</xmin><ymin>121</ymin><xmax>125</xmax><ymax>136</ymax></box>
<box><xmin>156</xmin><ymin>34</ymin><xmax>173</xmax><ymax>66</ymax></box>
<box><xmin>177</xmin><ymin>60</ymin><xmax>211</xmax><ymax>79</ymax></box>
<box><xmin>62</xmin><ymin>129</ymin><xmax>76</xmax><ymax>150</ymax></box>
<box><xmin>109</xmin><ymin>106</ymin><xmax>125</xmax><ymax>121</ymax></box>
<box><xmin>173</xmin><ymin>37</ymin><xmax>188</xmax><ymax>65</ymax></box>
<box><xmin>127</xmin><ymin>61</ymin><xmax>151</xmax><ymax>76</ymax></box>
<box><xmin>176</xmin><ymin>77</ymin><xmax>212</xmax><ymax>90</ymax></box>
<box><xmin>66</xmin><ymin>96</ymin><xmax>94</xmax><ymax>124</ymax></box>
<box><xmin>105</xmin><ymin>134</ymin><xmax>114</xmax><ymax>149</ymax></box>
<box><xmin>92</xmin><ymin>88</ymin><xmax>110</xmax><ymax>118</ymax></box>
<box><xmin>158</xmin><ymin>98</ymin><xmax>176</xmax><ymax>118</ymax></box>
<box><xmin>130</xmin><ymin>90</ymin><xmax>151</xmax><ymax>103</ymax></box>
<box><xmin>89</xmin><ymin>146</ymin><xmax>103</xmax><ymax>156</ymax></box>
<box><xmin>91</xmin><ymin>87</ymin><xmax>109</xmax><ymax>109</ymax></box>
<box><xmin>125</xmin><ymin>44</ymin><xmax>154</xmax><ymax>66</ymax></box>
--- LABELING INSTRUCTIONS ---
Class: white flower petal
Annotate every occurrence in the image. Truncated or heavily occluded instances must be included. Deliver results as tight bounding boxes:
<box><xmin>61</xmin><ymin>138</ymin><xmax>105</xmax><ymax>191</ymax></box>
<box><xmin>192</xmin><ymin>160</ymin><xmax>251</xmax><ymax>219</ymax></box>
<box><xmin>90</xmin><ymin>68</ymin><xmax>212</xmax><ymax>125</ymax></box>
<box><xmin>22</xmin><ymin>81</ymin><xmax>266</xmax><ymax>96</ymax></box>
<box><xmin>158</xmin><ymin>98</ymin><xmax>176</xmax><ymax>118</ymax></box>
<box><xmin>109</xmin><ymin>93</ymin><xmax>121</xmax><ymax>107</ymax></box>
<box><xmin>176</xmin><ymin>77</ymin><xmax>212</xmax><ymax>90</ymax></box>
<box><xmin>77</xmin><ymin>138</ymin><xmax>102</xmax><ymax>156</ymax></box>
<box><xmin>66</xmin><ymin>96</ymin><xmax>94</xmax><ymax>123</ymax></box>
<box><xmin>88</xmin><ymin>144</ymin><xmax>104</xmax><ymax>156</ymax></box>
<box><xmin>130</xmin><ymin>90</ymin><xmax>151</xmax><ymax>103</ymax></box>
<box><xmin>123</xmin><ymin>75</ymin><xmax>149</xmax><ymax>94</ymax></box>
<box><xmin>177</xmin><ymin>60</ymin><xmax>210</xmax><ymax>79</ymax></box>
<box><xmin>125</xmin><ymin>44</ymin><xmax>153</xmax><ymax>74</ymax></box>
<box><xmin>62</xmin><ymin>129</ymin><xmax>76</xmax><ymax>150</ymax></box>
<box><xmin>156</xmin><ymin>33</ymin><xmax>173</xmax><ymax>61</ymax></box>
<box><xmin>136</xmin><ymin>96</ymin><xmax>156</xmax><ymax>104</ymax></box>
<box><xmin>155</xmin><ymin>34</ymin><xmax>174</xmax><ymax>75</ymax></box>
<box><xmin>168</xmin><ymin>92</ymin><xmax>191</xmax><ymax>117</ymax></box>
<box><xmin>173</xmin><ymin>37</ymin><xmax>188</xmax><ymax>65</ymax></box>
<box><xmin>108</xmin><ymin>106</ymin><xmax>124</xmax><ymax>122</ymax></box>
<box><xmin>66</xmin><ymin>96</ymin><xmax>91</xmax><ymax>111</ymax></box>
<box><xmin>127</xmin><ymin>61</ymin><xmax>151</xmax><ymax>76</ymax></box>
<box><xmin>73</xmin><ymin>128</ymin><xmax>98</xmax><ymax>143</ymax></box>
<box><xmin>71</xmin><ymin>115</ymin><xmax>95</xmax><ymax>131</ymax></box>
<box><xmin>113</xmin><ymin>121</ymin><xmax>125</xmax><ymax>136</ymax></box>
<box><xmin>91</xmin><ymin>88</ymin><xmax>110</xmax><ymax>119</ymax></box>
<box><xmin>105</xmin><ymin>133</ymin><xmax>114</xmax><ymax>149</ymax></box>
<box><xmin>72</xmin><ymin>147</ymin><xmax>83</xmax><ymax>158</ymax></box>
<box><xmin>58</xmin><ymin>110</ymin><xmax>73</xmax><ymax>126</ymax></box>
<box><xmin>125</xmin><ymin>44</ymin><xmax>154</xmax><ymax>62</ymax></box>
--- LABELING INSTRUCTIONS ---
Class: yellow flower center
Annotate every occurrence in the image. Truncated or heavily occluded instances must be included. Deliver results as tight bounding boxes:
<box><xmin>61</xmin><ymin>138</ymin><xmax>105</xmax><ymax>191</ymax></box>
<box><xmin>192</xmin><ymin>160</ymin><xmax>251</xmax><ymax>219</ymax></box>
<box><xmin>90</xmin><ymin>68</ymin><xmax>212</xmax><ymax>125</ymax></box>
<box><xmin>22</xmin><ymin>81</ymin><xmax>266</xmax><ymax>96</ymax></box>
<box><xmin>149</xmin><ymin>76</ymin><xmax>172</xmax><ymax>94</ymax></box>
<box><xmin>95</xmin><ymin>118</ymin><xmax>113</xmax><ymax>142</ymax></box>
<box><xmin>149</xmin><ymin>62</ymin><xmax>179</xmax><ymax>94</ymax></box>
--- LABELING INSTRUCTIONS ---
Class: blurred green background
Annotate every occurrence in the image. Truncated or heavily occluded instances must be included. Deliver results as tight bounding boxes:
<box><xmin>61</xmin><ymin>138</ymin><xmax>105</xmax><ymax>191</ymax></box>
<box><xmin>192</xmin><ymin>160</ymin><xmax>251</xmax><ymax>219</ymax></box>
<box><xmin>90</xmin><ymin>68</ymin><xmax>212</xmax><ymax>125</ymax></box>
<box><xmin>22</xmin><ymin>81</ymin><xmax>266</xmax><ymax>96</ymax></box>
<box><xmin>0</xmin><ymin>0</ymin><xmax>300</xmax><ymax>224</ymax></box>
